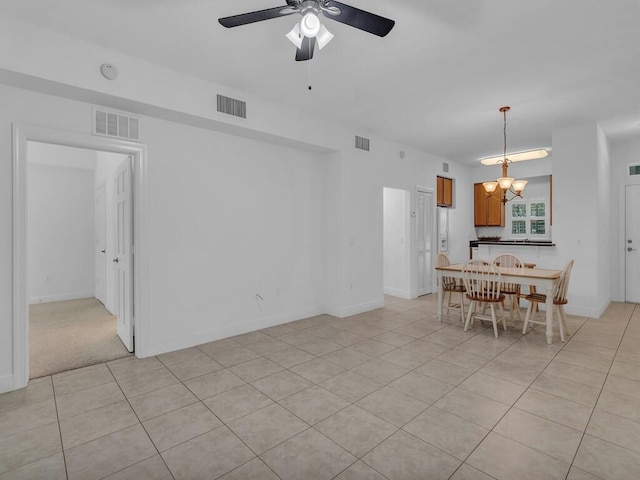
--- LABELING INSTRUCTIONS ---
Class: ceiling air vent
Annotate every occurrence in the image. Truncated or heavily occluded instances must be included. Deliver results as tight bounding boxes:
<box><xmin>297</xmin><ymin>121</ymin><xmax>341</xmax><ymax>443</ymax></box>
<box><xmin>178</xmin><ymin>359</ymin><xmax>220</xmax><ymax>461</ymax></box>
<box><xmin>217</xmin><ymin>94</ymin><xmax>246</xmax><ymax>118</ymax></box>
<box><xmin>629</xmin><ymin>164</ymin><xmax>640</xmax><ymax>176</ymax></box>
<box><xmin>93</xmin><ymin>107</ymin><xmax>140</xmax><ymax>141</ymax></box>
<box><xmin>355</xmin><ymin>136</ymin><xmax>370</xmax><ymax>151</ymax></box>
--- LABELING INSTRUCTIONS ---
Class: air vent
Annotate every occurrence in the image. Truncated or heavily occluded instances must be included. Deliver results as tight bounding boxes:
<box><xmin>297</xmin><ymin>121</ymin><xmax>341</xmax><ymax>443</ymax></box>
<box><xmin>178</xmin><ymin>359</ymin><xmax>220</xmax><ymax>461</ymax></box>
<box><xmin>93</xmin><ymin>107</ymin><xmax>140</xmax><ymax>141</ymax></box>
<box><xmin>630</xmin><ymin>164</ymin><xmax>640</xmax><ymax>176</ymax></box>
<box><xmin>217</xmin><ymin>94</ymin><xmax>246</xmax><ymax>118</ymax></box>
<box><xmin>443</xmin><ymin>162</ymin><xmax>449</xmax><ymax>173</ymax></box>
<box><xmin>355</xmin><ymin>136</ymin><xmax>370</xmax><ymax>151</ymax></box>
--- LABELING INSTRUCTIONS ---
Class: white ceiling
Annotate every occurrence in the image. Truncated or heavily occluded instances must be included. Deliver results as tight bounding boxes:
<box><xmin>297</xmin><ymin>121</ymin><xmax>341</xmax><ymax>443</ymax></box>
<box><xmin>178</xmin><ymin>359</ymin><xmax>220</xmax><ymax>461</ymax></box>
<box><xmin>2</xmin><ymin>0</ymin><xmax>640</xmax><ymax>164</ymax></box>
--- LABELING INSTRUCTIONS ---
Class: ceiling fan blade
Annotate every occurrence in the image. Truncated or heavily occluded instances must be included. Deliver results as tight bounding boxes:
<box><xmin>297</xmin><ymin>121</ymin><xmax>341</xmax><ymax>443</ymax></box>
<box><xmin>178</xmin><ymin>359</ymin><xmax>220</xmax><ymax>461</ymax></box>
<box><xmin>295</xmin><ymin>36</ymin><xmax>316</xmax><ymax>61</ymax></box>
<box><xmin>323</xmin><ymin>1</ymin><xmax>395</xmax><ymax>37</ymax></box>
<box><xmin>219</xmin><ymin>6</ymin><xmax>295</xmax><ymax>28</ymax></box>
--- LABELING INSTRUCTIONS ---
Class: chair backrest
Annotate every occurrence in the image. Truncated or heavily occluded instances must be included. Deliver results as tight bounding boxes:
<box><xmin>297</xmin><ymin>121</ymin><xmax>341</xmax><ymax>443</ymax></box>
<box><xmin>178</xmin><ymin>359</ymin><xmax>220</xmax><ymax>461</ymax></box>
<box><xmin>554</xmin><ymin>259</ymin><xmax>574</xmax><ymax>304</ymax></box>
<box><xmin>493</xmin><ymin>253</ymin><xmax>523</xmax><ymax>269</ymax></box>
<box><xmin>462</xmin><ymin>261</ymin><xmax>502</xmax><ymax>300</ymax></box>
<box><xmin>437</xmin><ymin>253</ymin><xmax>450</xmax><ymax>267</ymax></box>
<box><xmin>437</xmin><ymin>253</ymin><xmax>460</xmax><ymax>290</ymax></box>
<box><xmin>493</xmin><ymin>253</ymin><xmax>524</xmax><ymax>292</ymax></box>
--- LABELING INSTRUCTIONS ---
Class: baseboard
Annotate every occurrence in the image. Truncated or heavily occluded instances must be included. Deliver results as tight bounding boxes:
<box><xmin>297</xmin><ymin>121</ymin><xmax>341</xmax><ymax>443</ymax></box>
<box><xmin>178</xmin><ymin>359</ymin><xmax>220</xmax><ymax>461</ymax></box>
<box><xmin>565</xmin><ymin>296</ymin><xmax>611</xmax><ymax>319</ymax></box>
<box><xmin>141</xmin><ymin>307</ymin><xmax>326</xmax><ymax>358</ymax></box>
<box><xmin>0</xmin><ymin>375</ymin><xmax>15</xmax><ymax>394</ymax></box>
<box><xmin>383</xmin><ymin>287</ymin><xmax>412</xmax><ymax>300</ymax></box>
<box><xmin>327</xmin><ymin>297</ymin><xmax>385</xmax><ymax>319</ymax></box>
<box><xmin>29</xmin><ymin>292</ymin><xmax>94</xmax><ymax>304</ymax></box>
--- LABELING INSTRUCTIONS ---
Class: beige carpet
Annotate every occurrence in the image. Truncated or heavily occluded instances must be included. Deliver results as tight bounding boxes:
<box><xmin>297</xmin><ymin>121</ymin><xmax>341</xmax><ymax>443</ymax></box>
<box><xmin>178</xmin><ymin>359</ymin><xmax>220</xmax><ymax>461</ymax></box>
<box><xmin>30</xmin><ymin>297</ymin><xmax>132</xmax><ymax>378</ymax></box>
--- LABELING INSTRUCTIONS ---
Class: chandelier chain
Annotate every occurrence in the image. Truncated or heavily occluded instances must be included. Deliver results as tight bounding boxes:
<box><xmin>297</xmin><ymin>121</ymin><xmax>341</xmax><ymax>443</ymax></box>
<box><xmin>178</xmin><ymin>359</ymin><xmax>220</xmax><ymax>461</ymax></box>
<box><xmin>503</xmin><ymin>108</ymin><xmax>507</xmax><ymax>161</ymax></box>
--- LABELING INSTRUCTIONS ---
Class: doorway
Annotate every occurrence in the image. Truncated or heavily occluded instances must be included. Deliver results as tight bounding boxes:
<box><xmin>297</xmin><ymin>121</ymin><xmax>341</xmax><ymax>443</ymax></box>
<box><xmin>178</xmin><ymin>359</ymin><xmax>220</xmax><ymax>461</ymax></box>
<box><xmin>12</xmin><ymin>125</ymin><xmax>148</xmax><ymax>390</ymax></box>
<box><xmin>416</xmin><ymin>188</ymin><xmax>434</xmax><ymax>296</ymax></box>
<box><xmin>383</xmin><ymin>188</ymin><xmax>411</xmax><ymax>299</ymax></box>
<box><xmin>625</xmin><ymin>184</ymin><xmax>640</xmax><ymax>303</ymax></box>
<box><xmin>27</xmin><ymin>142</ymin><xmax>133</xmax><ymax>377</ymax></box>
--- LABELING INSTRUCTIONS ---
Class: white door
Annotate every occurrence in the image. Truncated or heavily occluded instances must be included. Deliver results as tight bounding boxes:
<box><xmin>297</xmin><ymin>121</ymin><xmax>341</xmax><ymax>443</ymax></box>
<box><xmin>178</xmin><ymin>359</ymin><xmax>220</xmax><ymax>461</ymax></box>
<box><xmin>626</xmin><ymin>184</ymin><xmax>640</xmax><ymax>303</ymax></box>
<box><xmin>416</xmin><ymin>190</ymin><xmax>433</xmax><ymax>296</ymax></box>
<box><xmin>95</xmin><ymin>183</ymin><xmax>107</xmax><ymax>305</ymax></box>
<box><xmin>114</xmin><ymin>158</ymin><xmax>134</xmax><ymax>351</ymax></box>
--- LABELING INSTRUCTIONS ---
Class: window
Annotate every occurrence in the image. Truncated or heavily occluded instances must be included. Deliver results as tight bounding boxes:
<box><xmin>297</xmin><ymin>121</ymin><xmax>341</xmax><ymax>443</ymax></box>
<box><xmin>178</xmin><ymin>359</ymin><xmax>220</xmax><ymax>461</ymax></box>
<box><xmin>509</xmin><ymin>199</ymin><xmax>549</xmax><ymax>238</ymax></box>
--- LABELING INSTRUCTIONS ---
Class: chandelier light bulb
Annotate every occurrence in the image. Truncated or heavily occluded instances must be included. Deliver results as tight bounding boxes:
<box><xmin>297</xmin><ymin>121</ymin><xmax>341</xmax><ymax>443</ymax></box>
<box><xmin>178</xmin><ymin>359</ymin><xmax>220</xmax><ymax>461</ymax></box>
<box><xmin>300</xmin><ymin>12</ymin><xmax>321</xmax><ymax>37</ymax></box>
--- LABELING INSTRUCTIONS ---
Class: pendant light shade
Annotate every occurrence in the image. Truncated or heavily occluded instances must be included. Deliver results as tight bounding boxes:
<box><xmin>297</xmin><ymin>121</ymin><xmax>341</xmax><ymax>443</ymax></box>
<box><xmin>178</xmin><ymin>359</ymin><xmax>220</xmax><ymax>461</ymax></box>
<box><xmin>286</xmin><ymin>24</ymin><xmax>303</xmax><ymax>49</ymax></box>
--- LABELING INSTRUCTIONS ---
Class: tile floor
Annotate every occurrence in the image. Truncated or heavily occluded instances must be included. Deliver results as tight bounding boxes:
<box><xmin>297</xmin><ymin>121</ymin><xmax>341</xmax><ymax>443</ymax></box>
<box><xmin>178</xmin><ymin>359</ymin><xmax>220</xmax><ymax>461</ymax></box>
<box><xmin>1</xmin><ymin>295</ymin><xmax>640</xmax><ymax>479</ymax></box>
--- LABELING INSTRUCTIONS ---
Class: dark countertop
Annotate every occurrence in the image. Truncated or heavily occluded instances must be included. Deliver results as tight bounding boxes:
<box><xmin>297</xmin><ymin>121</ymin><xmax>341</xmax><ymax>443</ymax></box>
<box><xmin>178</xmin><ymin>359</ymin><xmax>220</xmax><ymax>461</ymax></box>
<box><xmin>470</xmin><ymin>240</ymin><xmax>556</xmax><ymax>247</ymax></box>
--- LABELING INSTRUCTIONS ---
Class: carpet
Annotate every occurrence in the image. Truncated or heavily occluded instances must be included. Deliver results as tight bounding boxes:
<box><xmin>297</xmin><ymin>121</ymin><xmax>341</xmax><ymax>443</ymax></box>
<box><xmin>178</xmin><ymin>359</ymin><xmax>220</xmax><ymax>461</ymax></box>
<box><xmin>29</xmin><ymin>297</ymin><xmax>132</xmax><ymax>378</ymax></box>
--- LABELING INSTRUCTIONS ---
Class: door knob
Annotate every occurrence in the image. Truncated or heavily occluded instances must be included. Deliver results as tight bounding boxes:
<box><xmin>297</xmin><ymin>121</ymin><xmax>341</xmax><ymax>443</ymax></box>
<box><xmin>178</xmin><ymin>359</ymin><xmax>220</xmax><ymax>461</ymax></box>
<box><xmin>113</xmin><ymin>257</ymin><xmax>119</xmax><ymax>263</ymax></box>
<box><xmin>628</xmin><ymin>247</ymin><xmax>637</xmax><ymax>252</ymax></box>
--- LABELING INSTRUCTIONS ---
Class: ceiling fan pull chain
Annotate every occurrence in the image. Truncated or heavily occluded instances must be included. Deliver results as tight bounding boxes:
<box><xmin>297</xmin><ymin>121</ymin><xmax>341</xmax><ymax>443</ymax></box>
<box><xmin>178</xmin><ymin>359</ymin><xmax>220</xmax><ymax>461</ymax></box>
<box><xmin>308</xmin><ymin>58</ymin><xmax>313</xmax><ymax>90</ymax></box>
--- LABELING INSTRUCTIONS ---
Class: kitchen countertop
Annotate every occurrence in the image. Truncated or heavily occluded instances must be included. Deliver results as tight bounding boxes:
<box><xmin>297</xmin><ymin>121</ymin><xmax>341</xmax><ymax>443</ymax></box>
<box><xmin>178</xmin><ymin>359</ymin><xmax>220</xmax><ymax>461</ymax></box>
<box><xmin>470</xmin><ymin>240</ymin><xmax>556</xmax><ymax>247</ymax></box>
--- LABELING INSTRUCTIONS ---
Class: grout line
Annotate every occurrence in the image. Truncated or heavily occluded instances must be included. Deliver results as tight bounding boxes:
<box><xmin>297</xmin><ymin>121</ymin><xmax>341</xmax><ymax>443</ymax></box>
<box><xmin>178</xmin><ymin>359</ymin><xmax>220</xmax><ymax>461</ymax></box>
<box><xmin>564</xmin><ymin>304</ymin><xmax>637</xmax><ymax>479</ymax></box>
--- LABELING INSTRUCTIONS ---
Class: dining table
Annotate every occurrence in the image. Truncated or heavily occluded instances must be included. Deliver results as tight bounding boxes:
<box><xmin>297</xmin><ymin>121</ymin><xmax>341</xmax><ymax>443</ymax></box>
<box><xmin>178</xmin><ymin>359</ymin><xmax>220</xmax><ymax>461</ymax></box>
<box><xmin>435</xmin><ymin>263</ymin><xmax>563</xmax><ymax>345</ymax></box>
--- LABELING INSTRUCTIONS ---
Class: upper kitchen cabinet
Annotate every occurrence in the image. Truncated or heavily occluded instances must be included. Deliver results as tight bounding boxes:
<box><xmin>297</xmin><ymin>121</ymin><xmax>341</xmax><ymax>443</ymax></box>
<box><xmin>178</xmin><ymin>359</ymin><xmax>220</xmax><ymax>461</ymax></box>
<box><xmin>437</xmin><ymin>176</ymin><xmax>453</xmax><ymax>207</ymax></box>
<box><xmin>474</xmin><ymin>182</ymin><xmax>504</xmax><ymax>226</ymax></box>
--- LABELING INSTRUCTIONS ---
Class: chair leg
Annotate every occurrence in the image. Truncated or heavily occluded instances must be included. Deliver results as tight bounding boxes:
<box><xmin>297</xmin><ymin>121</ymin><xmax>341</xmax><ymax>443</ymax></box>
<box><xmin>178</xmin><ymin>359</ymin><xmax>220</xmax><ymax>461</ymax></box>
<box><xmin>489</xmin><ymin>304</ymin><xmax>499</xmax><ymax>338</ymax></box>
<box><xmin>513</xmin><ymin>293</ymin><xmax>522</xmax><ymax>322</ymax></box>
<box><xmin>522</xmin><ymin>301</ymin><xmax>534</xmax><ymax>334</ymax></box>
<box><xmin>556</xmin><ymin>305</ymin><xmax>565</xmax><ymax>343</ymax></box>
<box><xmin>559</xmin><ymin>305</ymin><xmax>571</xmax><ymax>337</ymax></box>
<box><xmin>464</xmin><ymin>301</ymin><xmax>475</xmax><ymax>332</ymax></box>
<box><xmin>459</xmin><ymin>292</ymin><xmax>466</xmax><ymax>324</ymax></box>
<box><xmin>499</xmin><ymin>302</ymin><xmax>507</xmax><ymax>331</ymax></box>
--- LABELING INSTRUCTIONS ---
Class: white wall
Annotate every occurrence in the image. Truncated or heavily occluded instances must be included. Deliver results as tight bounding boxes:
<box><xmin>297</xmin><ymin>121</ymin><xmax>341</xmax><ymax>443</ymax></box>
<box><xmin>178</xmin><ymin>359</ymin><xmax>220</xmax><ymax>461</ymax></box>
<box><xmin>27</xmin><ymin>142</ymin><xmax>96</xmax><ymax>303</ymax></box>
<box><xmin>552</xmin><ymin>123</ymin><xmax>610</xmax><ymax>317</ymax></box>
<box><xmin>383</xmin><ymin>188</ymin><xmax>410</xmax><ymax>298</ymax></box>
<box><xmin>596</xmin><ymin>127</ymin><xmax>612</xmax><ymax>306</ymax></box>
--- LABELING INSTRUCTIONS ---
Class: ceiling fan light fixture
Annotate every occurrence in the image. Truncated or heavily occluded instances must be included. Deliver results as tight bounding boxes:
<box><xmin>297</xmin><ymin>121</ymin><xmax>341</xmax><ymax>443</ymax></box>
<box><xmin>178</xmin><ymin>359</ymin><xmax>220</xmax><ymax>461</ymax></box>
<box><xmin>286</xmin><ymin>24</ymin><xmax>303</xmax><ymax>49</ymax></box>
<box><xmin>300</xmin><ymin>12</ymin><xmax>321</xmax><ymax>37</ymax></box>
<box><xmin>316</xmin><ymin>24</ymin><xmax>334</xmax><ymax>49</ymax></box>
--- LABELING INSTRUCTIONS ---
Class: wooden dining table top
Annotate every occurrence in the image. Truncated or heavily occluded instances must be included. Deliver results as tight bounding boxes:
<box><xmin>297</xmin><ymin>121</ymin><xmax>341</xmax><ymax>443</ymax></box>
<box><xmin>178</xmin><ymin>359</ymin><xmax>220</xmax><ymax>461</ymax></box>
<box><xmin>436</xmin><ymin>263</ymin><xmax>562</xmax><ymax>280</ymax></box>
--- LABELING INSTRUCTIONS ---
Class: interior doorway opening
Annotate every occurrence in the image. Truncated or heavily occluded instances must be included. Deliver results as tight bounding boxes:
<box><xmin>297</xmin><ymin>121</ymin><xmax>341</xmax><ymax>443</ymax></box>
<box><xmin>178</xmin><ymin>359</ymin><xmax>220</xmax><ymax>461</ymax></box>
<box><xmin>383</xmin><ymin>187</ymin><xmax>411</xmax><ymax>299</ymax></box>
<box><xmin>12</xmin><ymin>124</ymin><xmax>148</xmax><ymax>390</ymax></box>
<box><xmin>27</xmin><ymin>141</ymin><xmax>133</xmax><ymax>378</ymax></box>
<box><xmin>382</xmin><ymin>186</ymin><xmax>435</xmax><ymax>300</ymax></box>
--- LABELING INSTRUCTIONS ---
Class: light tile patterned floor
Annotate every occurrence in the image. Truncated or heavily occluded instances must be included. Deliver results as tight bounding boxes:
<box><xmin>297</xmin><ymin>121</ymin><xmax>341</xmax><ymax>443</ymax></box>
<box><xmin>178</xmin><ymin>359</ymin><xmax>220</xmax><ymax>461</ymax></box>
<box><xmin>1</xmin><ymin>295</ymin><xmax>640</xmax><ymax>479</ymax></box>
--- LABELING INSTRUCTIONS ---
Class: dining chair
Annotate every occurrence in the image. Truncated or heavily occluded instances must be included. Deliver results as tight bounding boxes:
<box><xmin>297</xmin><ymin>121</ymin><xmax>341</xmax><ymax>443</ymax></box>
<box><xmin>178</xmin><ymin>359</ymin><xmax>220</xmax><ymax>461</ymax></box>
<box><xmin>462</xmin><ymin>260</ymin><xmax>507</xmax><ymax>338</ymax></box>
<box><xmin>493</xmin><ymin>253</ymin><xmax>524</xmax><ymax>326</ymax></box>
<box><xmin>437</xmin><ymin>253</ymin><xmax>466</xmax><ymax>323</ymax></box>
<box><xmin>522</xmin><ymin>259</ymin><xmax>574</xmax><ymax>342</ymax></box>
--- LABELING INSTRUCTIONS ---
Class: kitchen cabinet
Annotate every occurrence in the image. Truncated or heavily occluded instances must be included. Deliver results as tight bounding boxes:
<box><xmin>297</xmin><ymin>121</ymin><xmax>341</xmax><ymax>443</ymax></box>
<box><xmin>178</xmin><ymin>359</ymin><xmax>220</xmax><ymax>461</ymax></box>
<box><xmin>437</xmin><ymin>176</ymin><xmax>453</xmax><ymax>207</ymax></box>
<box><xmin>474</xmin><ymin>182</ymin><xmax>504</xmax><ymax>226</ymax></box>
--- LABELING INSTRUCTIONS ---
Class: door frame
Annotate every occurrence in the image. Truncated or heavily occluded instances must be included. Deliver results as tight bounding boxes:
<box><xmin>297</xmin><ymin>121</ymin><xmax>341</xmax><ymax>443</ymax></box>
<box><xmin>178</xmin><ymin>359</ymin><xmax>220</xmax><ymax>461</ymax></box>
<box><xmin>12</xmin><ymin>124</ymin><xmax>149</xmax><ymax>390</ymax></box>
<box><xmin>95</xmin><ymin>180</ymin><xmax>107</xmax><ymax>308</ymax></box>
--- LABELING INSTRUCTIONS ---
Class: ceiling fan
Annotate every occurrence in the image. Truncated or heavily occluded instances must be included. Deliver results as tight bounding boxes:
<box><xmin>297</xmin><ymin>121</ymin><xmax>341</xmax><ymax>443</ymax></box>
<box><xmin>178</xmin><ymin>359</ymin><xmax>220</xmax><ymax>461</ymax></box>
<box><xmin>218</xmin><ymin>0</ymin><xmax>395</xmax><ymax>61</ymax></box>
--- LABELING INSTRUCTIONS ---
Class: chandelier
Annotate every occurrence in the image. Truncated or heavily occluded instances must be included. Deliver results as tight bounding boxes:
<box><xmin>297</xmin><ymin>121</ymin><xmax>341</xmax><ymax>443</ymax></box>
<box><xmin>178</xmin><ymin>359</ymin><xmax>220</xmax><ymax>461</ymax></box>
<box><xmin>482</xmin><ymin>106</ymin><xmax>528</xmax><ymax>203</ymax></box>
